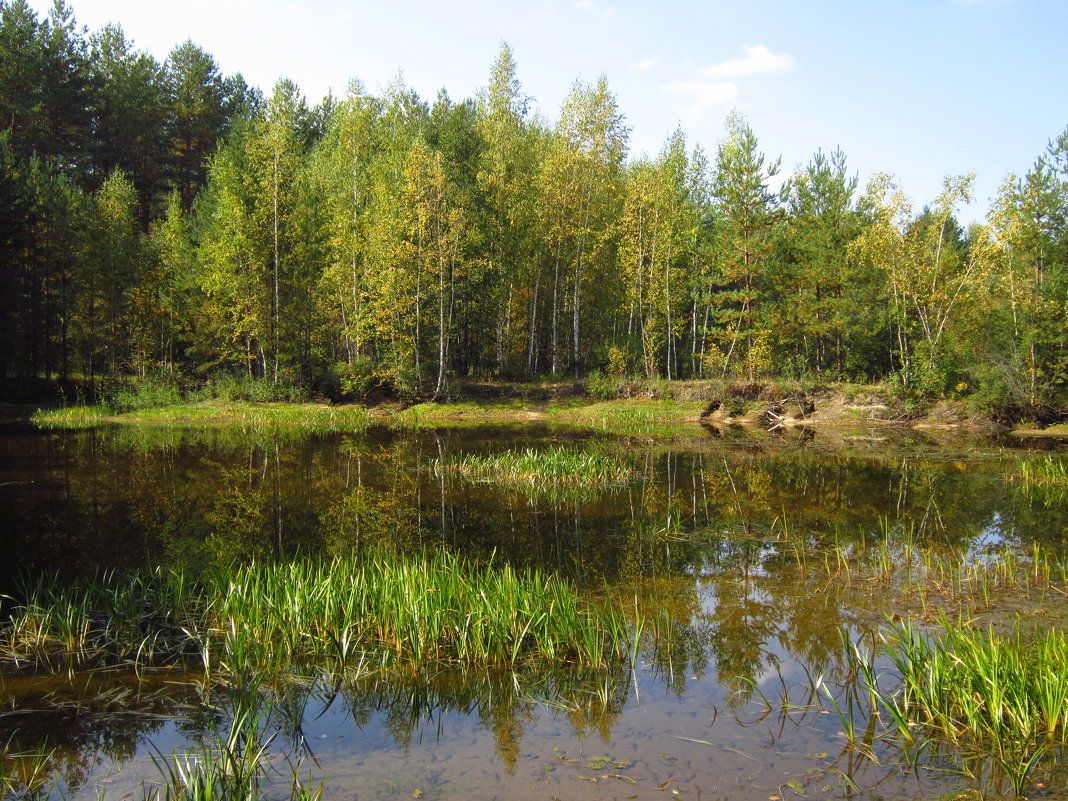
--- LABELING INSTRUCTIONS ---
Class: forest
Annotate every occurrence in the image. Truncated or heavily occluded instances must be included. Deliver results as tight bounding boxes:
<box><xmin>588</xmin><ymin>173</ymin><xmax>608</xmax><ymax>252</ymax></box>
<box><xmin>1</xmin><ymin>0</ymin><xmax>1066</xmax><ymax>417</ymax></box>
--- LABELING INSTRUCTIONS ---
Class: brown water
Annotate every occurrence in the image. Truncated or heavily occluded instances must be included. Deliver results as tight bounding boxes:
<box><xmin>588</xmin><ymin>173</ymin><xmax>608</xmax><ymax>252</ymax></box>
<box><xmin>1</xmin><ymin>420</ymin><xmax>1066</xmax><ymax>800</ymax></box>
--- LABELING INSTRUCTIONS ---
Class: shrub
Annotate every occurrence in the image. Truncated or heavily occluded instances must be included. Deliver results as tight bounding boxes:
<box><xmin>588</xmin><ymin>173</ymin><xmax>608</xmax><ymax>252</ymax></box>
<box><xmin>103</xmin><ymin>376</ymin><xmax>182</xmax><ymax>412</ymax></box>
<box><xmin>585</xmin><ymin>369</ymin><xmax>618</xmax><ymax>400</ymax></box>
<box><xmin>191</xmin><ymin>374</ymin><xmax>308</xmax><ymax>403</ymax></box>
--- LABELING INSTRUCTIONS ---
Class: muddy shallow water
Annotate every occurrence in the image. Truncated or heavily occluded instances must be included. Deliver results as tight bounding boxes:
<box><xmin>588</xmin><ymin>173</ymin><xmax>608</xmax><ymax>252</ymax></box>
<box><xmin>2</xmin><ymin>420</ymin><xmax>1066</xmax><ymax>800</ymax></box>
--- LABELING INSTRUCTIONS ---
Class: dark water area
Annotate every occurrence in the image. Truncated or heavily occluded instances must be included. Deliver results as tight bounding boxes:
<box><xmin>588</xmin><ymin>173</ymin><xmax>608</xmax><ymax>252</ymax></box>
<box><xmin>2</xmin><ymin>421</ymin><xmax>1064</xmax><ymax>584</ymax></box>
<box><xmin>2</xmin><ymin>421</ymin><xmax>1067</xmax><ymax>800</ymax></box>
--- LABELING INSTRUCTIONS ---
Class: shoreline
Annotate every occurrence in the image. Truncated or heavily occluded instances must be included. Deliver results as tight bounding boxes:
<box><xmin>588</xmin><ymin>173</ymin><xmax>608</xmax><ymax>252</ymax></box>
<box><xmin>21</xmin><ymin>386</ymin><xmax>1064</xmax><ymax>440</ymax></box>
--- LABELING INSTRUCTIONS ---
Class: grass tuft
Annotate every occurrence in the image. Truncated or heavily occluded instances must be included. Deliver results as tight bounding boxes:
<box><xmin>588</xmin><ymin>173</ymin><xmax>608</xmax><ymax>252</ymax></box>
<box><xmin>1018</xmin><ymin>455</ymin><xmax>1068</xmax><ymax>488</ymax></box>
<box><xmin>437</xmin><ymin>446</ymin><xmax>634</xmax><ymax>494</ymax></box>
<box><xmin>1</xmin><ymin>550</ymin><xmax>646</xmax><ymax>676</ymax></box>
<box><xmin>845</xmin><ymin>616</ymin><xmax>1068</xmax><ymax>796</ymax></box>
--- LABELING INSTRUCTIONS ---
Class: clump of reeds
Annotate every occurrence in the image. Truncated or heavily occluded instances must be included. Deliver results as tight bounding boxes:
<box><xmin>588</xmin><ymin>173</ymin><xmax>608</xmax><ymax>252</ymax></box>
<box><xmin>438</xmin><ymin>446</ymin><xmax>634</xmax><ymax>491</ymax></box>
<box><xmin>844</xmin><ymin>617</ymin><xmax>1068</xmax><ymax>796</ymax></box>
<box><xmin>149</xmin><ymin>673</ymin><xmax>324</xmax><ymax>801</ymax></box>
<box><xmin>1018</xmin><ymin>455</ymin><xmax>1068</xmax><ymax>488</ymax></box>
<box><xmin>30</xmin><ymin>404</ymin><xmax>112</xmax><ymax>428</ymax></box>
<box><xmin>1</xmin><ymin>550</ymin><xmax>643</xmax><ymax>675</ymax></box>
<box><xmin>2</xmin><ymin>569</ymin><xmax>201</xmax><ymax>671</ymax></box>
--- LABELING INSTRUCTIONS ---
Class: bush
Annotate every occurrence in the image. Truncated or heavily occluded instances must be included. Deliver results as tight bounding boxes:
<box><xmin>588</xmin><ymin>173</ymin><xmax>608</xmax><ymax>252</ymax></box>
<box><xmin>102</xmin><ymin>376</ymin><xmax>182</xmax><ymax>412</ymax></box>
<box><xmin>606</xmin><ymin>346</ymin><xmax>629</xmax><ymax>377</ymax></box>
<box><xmin>585</xmin><ymin>369</ymin><xmax>619</xmax><ymax>400</ymax></box>
<box><xmin>191</xmin><ymin>374</ymin><xmax>308</xmax><ymax>403</ymax></box>
<box><xmin>334</xmin><ymin>359</ymin><xmax>416</xmax><ymax>402</ymax></box>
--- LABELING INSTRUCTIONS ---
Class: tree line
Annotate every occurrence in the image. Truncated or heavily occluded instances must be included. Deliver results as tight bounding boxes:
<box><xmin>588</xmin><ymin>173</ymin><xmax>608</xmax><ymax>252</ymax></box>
<box><xmin>2</xmin><ymin>1</ymin><xmax>1066</xmax><ymax>414</ymax></box>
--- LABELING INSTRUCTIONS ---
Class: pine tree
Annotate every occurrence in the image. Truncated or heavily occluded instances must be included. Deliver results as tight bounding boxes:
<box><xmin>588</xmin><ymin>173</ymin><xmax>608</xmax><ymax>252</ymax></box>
<box><xmin>707</xmin><ymin>113</ymin><xmax>781</xmax><ymax>380</ymax></box>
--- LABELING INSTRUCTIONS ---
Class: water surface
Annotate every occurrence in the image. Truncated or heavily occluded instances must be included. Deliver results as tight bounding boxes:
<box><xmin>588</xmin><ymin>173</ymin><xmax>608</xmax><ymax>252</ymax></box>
<box><xmin>2</xmin><ymin>420</ymin><xmax>1066</xmax><ymax>800</ymax></box>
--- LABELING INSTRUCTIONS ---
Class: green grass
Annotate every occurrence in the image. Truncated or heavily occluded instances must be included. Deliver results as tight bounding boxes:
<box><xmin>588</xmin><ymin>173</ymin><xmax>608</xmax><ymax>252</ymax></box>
<box><xmin>387</xmin><ymin>396</ymin><xmax>706</xmax><ymax>437</ymax></box>
<box><xmin>438</xmin><ymin>445</ymin><xmax>634</xmax><ymax>492</ymax></box>
<box><xmin>32</xmin><ymin>401</ymin><xmax>373</xmax><ymax>432</ymax></box>
<box><xmin>841</xmin><ymin>617</ymin><xmax>1068</xmax><ymax>796</ymax></box>
<box><xmin>0</xmin><ymin>737</ymin><xmax>59</xmax><ymax>801</ymax></box>
<box><xmin>1018</xmin><ymin>455</ymin><xmax>1068</xmax><ymax>488</ymax></box>
<box><xmin>550</xmin><ymin>399</ymin><xmax>703</xmax><ymax>427</ymax></box>
<box><xmin>32</xmin><ymin>393</ymin><xmax>712</xmax><ymax>441</ymax></box>
<box><xmin>1</xmin><ymin>550</ymin><xmax>645</xmax><ymax>675</ymax></box>
<box><xmin>30</xmin><ymin>404</ymin><xmax>112</xmax><ymax>427</ymax></box>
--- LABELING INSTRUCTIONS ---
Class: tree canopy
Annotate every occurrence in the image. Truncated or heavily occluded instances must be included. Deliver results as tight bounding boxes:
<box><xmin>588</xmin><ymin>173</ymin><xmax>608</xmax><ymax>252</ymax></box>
<box><xmin>1</xmin><ymin>3</ymin><xmax>1066</xmax><ymax>417</ymax></box>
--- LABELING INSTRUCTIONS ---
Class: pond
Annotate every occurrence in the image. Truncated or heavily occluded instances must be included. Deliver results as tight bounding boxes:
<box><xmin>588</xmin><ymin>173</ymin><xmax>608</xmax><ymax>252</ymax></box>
<box><xmin>1</xmin><ymin>419</ymin><xmax>1067</xmax><ymax>801</ymax></box>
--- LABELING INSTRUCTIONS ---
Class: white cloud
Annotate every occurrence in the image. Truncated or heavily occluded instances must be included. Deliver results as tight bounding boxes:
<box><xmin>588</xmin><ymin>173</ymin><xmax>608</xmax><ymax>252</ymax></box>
<box><xmin>664</xmin><ymin>80</ymin><xmax>739</xmax><ymax>121</ymax></box>
<box><xmin>702</xmin><ymin>44</ymin><xmax>794</xmax><ymax>78</ymax></box>
<box><xmin>633</xmin><ymin>57</ymin><xmax>656</xmax><ymax>71</ymax></box>
<box><xmin>573</xmin><ymin>0</ymin><xmax>616</xmax><ymax>17</ymax></box>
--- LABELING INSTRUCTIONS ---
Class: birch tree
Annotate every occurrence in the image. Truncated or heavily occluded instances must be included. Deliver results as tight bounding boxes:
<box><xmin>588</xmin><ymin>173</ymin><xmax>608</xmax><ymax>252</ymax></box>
<box><xmin>542</xmin><ymin>76</ymin><xmax>627</xmax><ymax>377</ymax></box>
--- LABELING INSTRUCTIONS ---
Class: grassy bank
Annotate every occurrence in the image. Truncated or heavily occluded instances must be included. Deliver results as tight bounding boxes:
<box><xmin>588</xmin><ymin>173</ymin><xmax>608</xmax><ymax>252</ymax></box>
<box><xmin>19</xmin><ymin>372</ymin><xmax>1068</xmax><ymax>435</ymax></box>
<box><xmin>33</xmin><ymin>400</ymin><xmax>374</xmax><ymax>431</ymax></box>
<box><xmin>31</xmin><ymin>376</ymin><xmax>1036</xmax><ymax>435</ymax></box>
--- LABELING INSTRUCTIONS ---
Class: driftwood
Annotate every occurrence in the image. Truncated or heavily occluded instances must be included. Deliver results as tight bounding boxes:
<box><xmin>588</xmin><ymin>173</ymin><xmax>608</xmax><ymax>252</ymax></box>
<box><xmin>762</xmin><ymin>395</ymin><xmax>816</xmax><ymax>429</ymax></box>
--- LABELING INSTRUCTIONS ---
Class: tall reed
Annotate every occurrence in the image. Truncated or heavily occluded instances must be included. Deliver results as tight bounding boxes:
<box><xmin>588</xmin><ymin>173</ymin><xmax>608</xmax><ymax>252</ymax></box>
<box><xmin>1018</xmin><ymin>455</ymin><xmax>1068</xmax><ymax>488</ymax></box>
<box><xmin>1</xmin><ymin>550</ymin><xmax>646</xmax><ymax>676</ymax></box>
<box><xmin>438</xmin><ymin>446</ymin><xmax>633</xmax><ymax>490</ymax></box>
<box><xmin>845</xmin><ymin>616</ymin><xmax>1068</xmax><ymax>796</ymax></box>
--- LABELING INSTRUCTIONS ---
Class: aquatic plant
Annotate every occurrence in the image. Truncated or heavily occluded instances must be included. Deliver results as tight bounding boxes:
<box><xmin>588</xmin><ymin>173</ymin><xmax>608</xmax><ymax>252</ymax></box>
<box><xmin>150</xmin><ymin>674</ymin><xmax>323</xmax><ymax>801</ymax></box>
<box><xmin>438</xmin><ymin>446</ymin><xmax>634</xmax><ymax>491</ymax></box>
<box><xmin>0</xmin><ymin>738</ymin><xmax>59</xmax><ymax>801</ymax></box>
<box><xmin>1</xmin><ymin>550</ymin><xmax>646</xmax><ymax>676</ymax></box>
<box><xmin>841</xmin><ymin>617</ymin><xmax>1068</xmax><ymax>796</ymax></box>
<box><xmin>1018</xmin><ymin>455</ymin><xmax>1068</xmax><ymax>488</ymax></box>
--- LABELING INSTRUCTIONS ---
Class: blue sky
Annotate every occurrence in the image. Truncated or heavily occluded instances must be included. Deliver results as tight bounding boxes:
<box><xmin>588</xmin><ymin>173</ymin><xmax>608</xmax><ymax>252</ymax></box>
<box><xmin>30</xmin><ymin>0</ymin><xmax>1067</xmax><ymax>222</ymax></box>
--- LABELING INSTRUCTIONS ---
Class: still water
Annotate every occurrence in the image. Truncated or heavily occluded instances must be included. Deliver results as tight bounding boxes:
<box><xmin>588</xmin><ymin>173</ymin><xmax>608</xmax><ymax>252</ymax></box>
<box><xmin>1</xmin><ymin>420</ymin><xmax>1066</xmax><ymax>800</ymax></box>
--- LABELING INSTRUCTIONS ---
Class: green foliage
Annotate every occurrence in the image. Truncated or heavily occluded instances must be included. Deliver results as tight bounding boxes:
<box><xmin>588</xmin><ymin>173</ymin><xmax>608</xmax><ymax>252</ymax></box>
<box><xmin>103</xmin><ymin>376</ymin><xmax>183</xmax><ymax>412</ymax></box>
<box><xmin>704</xmin><ymin>113</ymin><xmax>782</xmax><ymax>381</ymax></box>
<box><xmin>190</xmin><ymin>374</ymin><xmax>308</xmax><ymax>404</ymax></box>
<box><xmin>605</xmin><ymin>345</ymin><xmax>628</xmax><ymax>377</ymax></box>
<box><xmin>333</xmin><ymin>358</ymin><xmax>405</xmax><ymax>402</ymax></box>
<box><xmin>585</xmin><ymin>368</ymin><xmax>618</xmax><ymax>400</ymax></box>
<box><xmin>0</xmin><ymin>3</ymin><xmax>1066</xmax><ymax>420</ymax></box>
<box><xmin>0</xmin><ymin>550</ymin><xmax>648</xmax><ymax>673</ymax></box>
